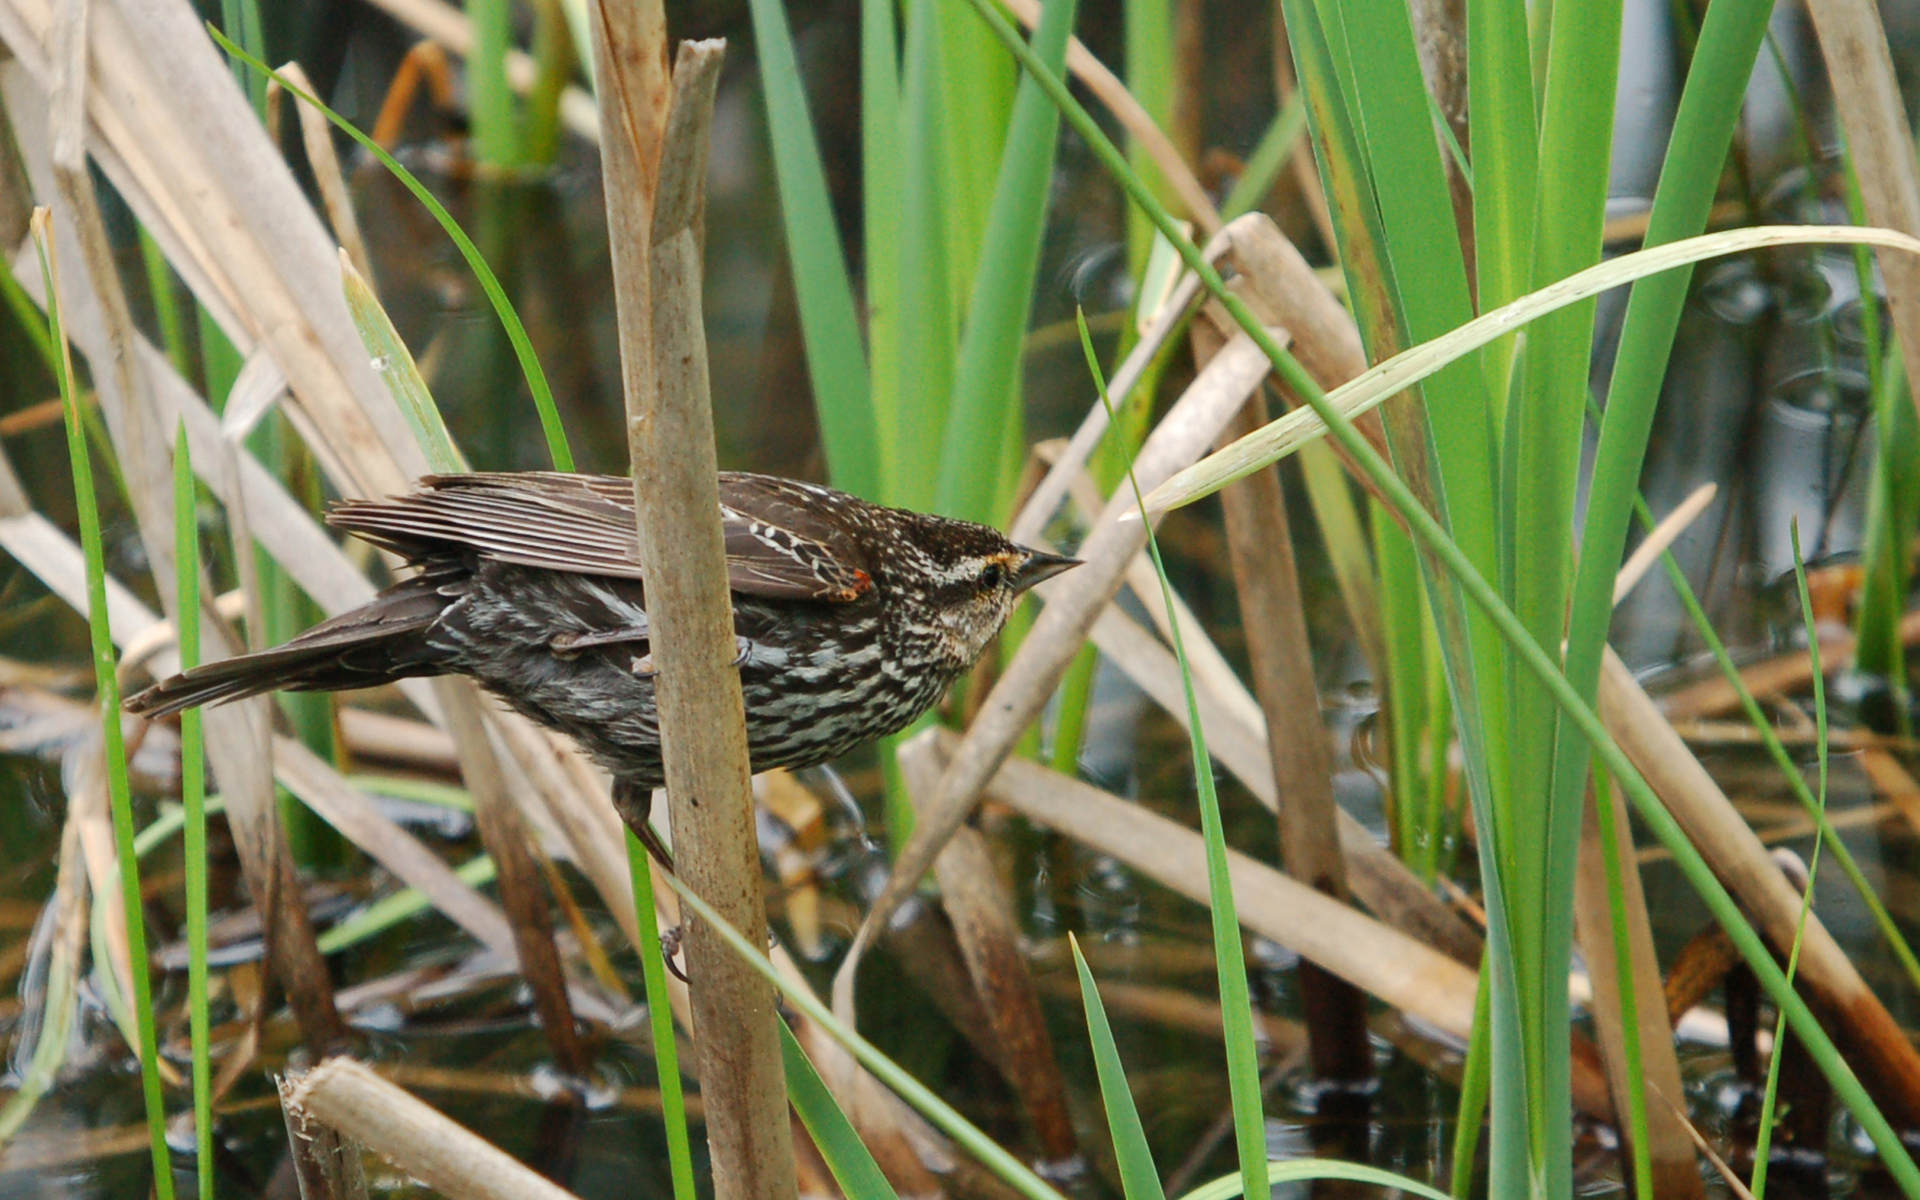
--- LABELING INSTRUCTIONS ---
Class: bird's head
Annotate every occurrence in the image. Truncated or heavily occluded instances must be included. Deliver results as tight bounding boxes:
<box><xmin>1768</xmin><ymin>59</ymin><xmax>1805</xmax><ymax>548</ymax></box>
<box><xmin>887</xmin><ymin>515</ymin><xmax>1079</xmax><ymax>667</ymax></box>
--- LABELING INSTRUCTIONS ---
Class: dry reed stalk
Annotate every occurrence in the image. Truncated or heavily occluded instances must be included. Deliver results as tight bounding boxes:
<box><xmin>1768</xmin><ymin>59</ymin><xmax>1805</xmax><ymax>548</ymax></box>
<box><xmin>1571</xmin><ymin>781</ymin><xmax>1702</xmax><ymax>1200</ymax></box>
<box><xmin>1656</xmin><ymin>607</ymin><xmax>1920</xmax><ymax>719</ymax></box>
<box><xmin>335</xmin><ymin>709</ymin><xmax>457</xmax><ymax>771</ymax></box>
<box><xmin>1598</xmin><ymin>646</ymin><xmax>1920</xmax><ymax>1126</ymax></box>
<box><xmin>0</xmin><ymin>0</ymin><xmax>430</xmax><ymax>499</ymax></box>
<box><xmin>897</xmin><ymin>742</ymin><xmax>1080</xmax><ymax>1167</ymax></box>
<box><xmin>903</xmin><ymin>729</ymin><xmax>1480</xmax><ymax>1040</ymax></box>
<box><xmin>279</xmin><ymin>1073</ymin><xmax>372</xmax><ymax>1200</ymax></box>
<box><xmin>1803</xmin><ymin>0</ymin><xmax>1920</xmax><ymax>425</ymax></box>
<box><xmin>1612</xmin><ymin>483</ymin><xmax>1716</xmax><ymax>605</ymax></box>
<box><xmin>29</xmin><ymin>48</ymin><xmax>349</xmax><ymax>1044</ymax></box>
<box><xmin>273</xmin><ymin>61</ymin><xmax>375</xmax><ymax>288</ymax></box>
<box><xmin>1008</xmin><ymin>245</ymin><xmax>1214</xmax><ymax>547</ymax></box>
<box><xmin>839</xmin><ymin>330</ymin><xmax>1280</xmax><ymax>1019</ymax></box>
<box><xmin>434</xmin><ymin>677</ymin><xmax>587</xmax><ymax>1074</ymax></box>
<box><xmin>589</xmin><ymin>19</ymin><xmax>797</xmax><ymax>1195</ymax></box>
<box><xmin>1209</xmin><ymin>362</ymin><xmax>1373</xmax><ymax>1083</ymax></box>
<box><xmin>285</xmin><ymin>1058</ymin><xmax>584</xmax><ymax>1200</ymax></box>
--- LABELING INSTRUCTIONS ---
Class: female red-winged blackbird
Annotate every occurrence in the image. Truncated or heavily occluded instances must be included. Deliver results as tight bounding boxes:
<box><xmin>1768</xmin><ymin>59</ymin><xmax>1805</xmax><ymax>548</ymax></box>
<box><xmin>126</xmin><ymin>472</ymin><xmax>1076</xmax><ymax>822</ymax></box>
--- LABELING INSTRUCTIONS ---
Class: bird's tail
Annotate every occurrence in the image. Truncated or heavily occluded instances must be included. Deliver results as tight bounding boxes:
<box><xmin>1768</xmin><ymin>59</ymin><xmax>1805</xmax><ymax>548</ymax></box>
<box><xmin>125</xmin><ymin>572</ymin><xmax>457</xmax><ymax>719</ymax></box>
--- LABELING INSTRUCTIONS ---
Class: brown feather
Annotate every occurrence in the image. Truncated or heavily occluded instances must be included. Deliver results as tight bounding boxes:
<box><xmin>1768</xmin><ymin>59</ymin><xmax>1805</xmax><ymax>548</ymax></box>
<box><xmin>328</xmin><ymin>472</ymin><xmax>872</xmax><ymax>601</ymax></box>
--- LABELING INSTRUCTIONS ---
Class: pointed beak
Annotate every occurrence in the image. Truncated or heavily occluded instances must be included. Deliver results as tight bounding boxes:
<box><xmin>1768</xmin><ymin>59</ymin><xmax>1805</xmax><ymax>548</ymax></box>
<box><xmin>1011</xmin><ymin>549</ymin><xmax>1081</xmax><ymax>594</ymax></box>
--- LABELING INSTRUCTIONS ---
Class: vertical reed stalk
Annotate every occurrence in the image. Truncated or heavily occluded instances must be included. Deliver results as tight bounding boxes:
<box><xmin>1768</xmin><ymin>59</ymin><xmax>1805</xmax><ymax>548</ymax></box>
<box><xmin>586</xmin><ymin>15</ymin><xmax>797</xmax><ymax>1194</ymax></box>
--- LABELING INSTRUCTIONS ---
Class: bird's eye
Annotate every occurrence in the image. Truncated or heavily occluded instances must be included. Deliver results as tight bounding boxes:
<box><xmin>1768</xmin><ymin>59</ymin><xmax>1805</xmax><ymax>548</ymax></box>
<box><xmin>978</xmin><ymin>562</ymin><xmax>1003</xmax><ymax>591</ymax></box>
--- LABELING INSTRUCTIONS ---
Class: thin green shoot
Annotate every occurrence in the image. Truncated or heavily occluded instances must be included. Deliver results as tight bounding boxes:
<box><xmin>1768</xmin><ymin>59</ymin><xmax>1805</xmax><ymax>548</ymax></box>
<box><xmin>133</xmin><ymin>796</ymin><xmax>229</xmax><ymax>857</ymax></box>
<box><xmin>1625</xmin><ymin>482</ymin><xmax>1920</xmax><ymax>994</ymax></box>
<box><xmin>1071</xmin><ymin>933</ymin><xmax>1165</xmax><ymax>1200</ymax></box>
<box><xmin>344</xmin><ymin>774</ymin><xmax>474</xmax><ymax>810</ymax></box>
<box><xmin>1589</xmin><ymin>758</ymin><xmax>1652</xmax><ymax>1200</ymax></box>
<box><xmin>1751</xmin><ymin>521</ymin><xmax>1832</xmax><ymax>1200</ymax></box>
<box><xmin>33</xmin><ymin>212</ymin><xmax>176</xmax><ymax>1200</ymax></box>
<box><xmin>207</xmin><ymin>26</ymin><xmax>573</xmax><ymax>472</ymax></box>
<box><xmin>780</xmin><ymin>1020</ymin><xmax>901</xmax><ymax>1200</ymax></box>
<box><xmin>1448</xmin><ymin>975</ymin><xmax>1490</xmax><ymax>1197</ymax></box>
<box><xmin>954</xmin><ymin>5</ymin><xmax>1920</xmax><ymax>1186</ymax></box>
<box><xmin>1077</xmin><ymin>307</ymin><xmax>1266</xmax><ymax>1200</ymax></box>
<box><xmin>628</xmin><ymin>830</ymin><xmax>697</xmax><ymax>1200</ymax></box>
<box><xmin>316</xmin><ymin>855</ymin><xmax>497</xmax><ymax>954</ymax></box>
<box><xmin>176</xmin><ymin>425</ymin><xmax>214</xmax><ymax>1200</ymax></box>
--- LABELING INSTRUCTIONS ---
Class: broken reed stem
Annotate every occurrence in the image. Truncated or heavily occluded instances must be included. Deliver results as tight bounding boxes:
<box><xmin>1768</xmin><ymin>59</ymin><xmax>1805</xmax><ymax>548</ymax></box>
<box><xmin>587</xmin><ymin>16</ymin><xmax>797</xmax><ymax>1198</ymax></box>
<box><xmin>433</xmin><ymin>678</ymin><xmax>587</xmax><ymax>1076</ymax></box>
<box><xmin>1211</xmin><ymin>367</ymin><xmax>1373</xmax><ymax>1084</ymax></box>
<box><xmin>284</xmin><ymin>1059</ymin><xmax>580</xmax><ymax>1200</ymax></box>
<box><xmin>279</xmin><ymin>1073</ymin><xmax>371</xmax><ymax>1200</ymax></box>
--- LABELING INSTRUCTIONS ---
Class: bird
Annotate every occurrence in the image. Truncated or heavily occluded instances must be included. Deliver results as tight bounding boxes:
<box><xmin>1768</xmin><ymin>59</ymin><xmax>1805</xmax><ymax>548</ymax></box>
<box><xmin>125</xmin><ymin>471</ymin><xmax>1078</xmax><ymax>839</ymax></box>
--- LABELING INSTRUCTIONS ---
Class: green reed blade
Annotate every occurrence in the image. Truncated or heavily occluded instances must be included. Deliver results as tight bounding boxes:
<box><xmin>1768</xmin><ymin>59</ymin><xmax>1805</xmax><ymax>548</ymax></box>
<box><xmin>781</xmin><ymin>1020</ymin><xmax>901</xmax><ymax>1200</ymax></box>
<box><xmin>747</xmin><ymin>0</ymin><xmax>881</xmax><ymax>500</ymax></box>
<box><xmin>952</xmin><ymin>8</ymin><xmax>1920</xmax><ymax>1191</ymax></box>
<box><xmin>1071</xmin><ymin>935</ymin><xmax>1165</xmax><ymax>1200</ymax></box>
<box><xmin>209</xmin><ymin>27</ymin><xmax>573</xmax><ymax>472</ymax></box>
<box><xmin>888</xmin><ymin>0</ymin><xmax>958</xmax><ymax>513</ymax></box>
<box><xmin>341</xmin><ymin>256</ymin><xmax>469</xmax><ymax>474</ymax></box>
<box><xmin>935</xmin><ymin>0</ymin><xmax>1074</xmax><ymax>525</ymax></box>
<box><xmin>1078</xmin><ymin>309</ymin><xmax>1266</xmax><ymax>1200</ymax></box>
<box><xmin>34</xmin><ymin>215</ymin><xmax>176</xmax><ymax>1200</ymax></box>
<box><xmin>175</xmin><ymin>425</ymin><xmax>214</xmax><ymax>1200</ymax></box>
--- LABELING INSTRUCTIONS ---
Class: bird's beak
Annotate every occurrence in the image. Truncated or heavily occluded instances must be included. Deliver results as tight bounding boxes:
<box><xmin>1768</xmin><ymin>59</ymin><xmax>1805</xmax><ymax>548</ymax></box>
<box><xmin>1011</xmin><ymin>549</ymin><xmax>1081</xmax><ymax>594</ymax></box>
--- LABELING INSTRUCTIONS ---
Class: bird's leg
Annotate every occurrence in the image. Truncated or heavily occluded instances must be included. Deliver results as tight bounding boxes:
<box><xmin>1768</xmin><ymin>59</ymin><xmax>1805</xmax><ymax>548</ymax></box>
<box><xmin>612</xmin><ymin>778</ymin><xmax>675</xmax><ymax>872</ymax></box>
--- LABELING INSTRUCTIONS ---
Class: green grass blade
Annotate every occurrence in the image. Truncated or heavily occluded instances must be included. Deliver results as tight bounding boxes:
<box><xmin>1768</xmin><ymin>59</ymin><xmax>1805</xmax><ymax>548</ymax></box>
<box><xmin>949</xmin><ymin>11</ymin><xmax>1920</xmax><ymax>1190</ymax></box>
<box><xmin>889</xmin><ymin>0</ymin><xmax>958</xmax><ymax>512</ymax></box>
<box><xmin>175</xmin><ymin>425</ymin><xmax>214</xmax><ymax>1200</ymax></box>
<box><xmin>628</xmin><ymin>831</ymin><xmax>697</xmax><ymax>1200</ymax></box>
<box><xmin>935</xmin><ymin>0</ymin><xmax>1075</xmax><ymax>525</ymax></box>
<box><xmin>341</xmin><ymin>256</ymin><xmax>469</xmax><ymax>474</ymax></box>
<box><xmin>1071</xmin><ymin>935</ymin><xmax>1165</xmax><ymax>1200</ymax></box>
<box><xmin>780</xmin><ymin>1020</ymin><xmax>901</xmax><ymax>1200</ymax></box>
<box><xmin>209</xmin><ymin>27</ymin><xmax>573</xmax><ymax>472</ymax></box>
<box><xmin>34</xmin><ymin>215</ymin><xmax>176</xmax><ymax>1200</ymax></box>
<box><xmin>1448</xmin><ymin>973</ymin><xmax>1491</xmax><ymax>1198</ymax></box>
<box><xmin>862</xmin><ymin>0</ymin><xmax>904</xmax><ymax>499</ymax></box>
<box><xmin>1078</xmin><ymin>311</ymin><xmax>1265</xmax><ymax>1200</ymax></box>
<box><xmin>746</xmin><ymin>0</ymin><xmax>881</xmax><ymax>500</ymax></box>
<box><xmin>1753</xmin><ymin>523</ymin><xmax>1833</xmax><ymax>1200</ymax></box>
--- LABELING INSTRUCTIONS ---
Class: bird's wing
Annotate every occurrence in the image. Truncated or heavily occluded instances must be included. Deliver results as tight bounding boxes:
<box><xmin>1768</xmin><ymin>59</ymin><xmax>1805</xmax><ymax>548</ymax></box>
<box><xmin>328</xmin><ymin>472</ymin><xmax>874</xmax><ymax>602</ymax></box>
